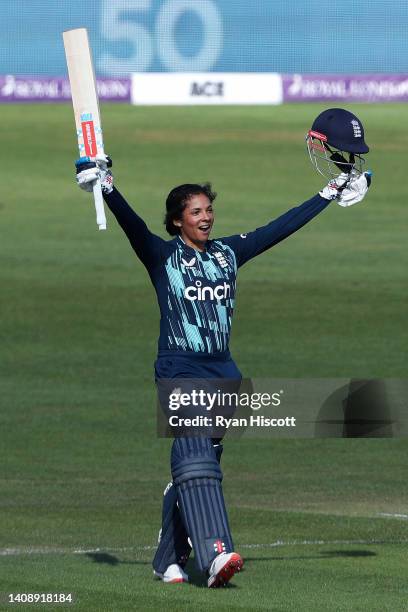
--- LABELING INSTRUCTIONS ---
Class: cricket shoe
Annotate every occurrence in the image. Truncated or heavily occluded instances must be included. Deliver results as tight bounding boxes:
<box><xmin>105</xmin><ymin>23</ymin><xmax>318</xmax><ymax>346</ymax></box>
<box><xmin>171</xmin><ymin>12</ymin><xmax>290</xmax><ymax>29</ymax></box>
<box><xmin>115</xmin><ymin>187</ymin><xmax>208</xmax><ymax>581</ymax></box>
<box><xmin>207</xmin><ymin>552</ymin><xmax>243</xmax><ymax>588</ymax></box>
<box><xmin>153</xmin><ymin>563</ymin><xmax>188</xmax><ymax>584</ymax></box>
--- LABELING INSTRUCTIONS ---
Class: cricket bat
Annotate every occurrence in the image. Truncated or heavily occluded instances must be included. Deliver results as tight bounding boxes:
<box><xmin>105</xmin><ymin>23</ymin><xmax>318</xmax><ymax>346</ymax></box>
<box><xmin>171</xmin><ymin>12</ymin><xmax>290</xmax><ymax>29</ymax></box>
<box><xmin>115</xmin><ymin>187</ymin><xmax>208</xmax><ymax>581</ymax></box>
<box><xmin>63</xmin><ymin>28</ymin><xmax>107</xmax><ymax>230</ymax></box>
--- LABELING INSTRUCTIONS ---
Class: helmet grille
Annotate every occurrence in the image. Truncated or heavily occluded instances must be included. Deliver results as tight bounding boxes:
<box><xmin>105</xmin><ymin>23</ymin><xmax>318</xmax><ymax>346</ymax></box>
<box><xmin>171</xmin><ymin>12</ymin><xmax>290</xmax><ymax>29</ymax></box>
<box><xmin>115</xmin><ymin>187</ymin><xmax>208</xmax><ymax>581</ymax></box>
<box><xmin>306</xmin><ymin>130</ymin><xmax>365</xmax><ymax>180</ymax></box>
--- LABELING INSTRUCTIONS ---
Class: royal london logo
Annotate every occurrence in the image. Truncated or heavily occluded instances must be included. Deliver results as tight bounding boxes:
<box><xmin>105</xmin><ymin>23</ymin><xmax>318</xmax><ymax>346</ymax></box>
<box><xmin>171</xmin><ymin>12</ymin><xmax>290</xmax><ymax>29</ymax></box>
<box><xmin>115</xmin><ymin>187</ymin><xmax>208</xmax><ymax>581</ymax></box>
<box><xmin>184</xmin><ymin>280</ymin><xmax>231</xmax><ymax>301</ymax></box>
<box><xmin>351</xmin><ymin>119</ymin><xmax>362</xmax><ymax>138</ymax></box>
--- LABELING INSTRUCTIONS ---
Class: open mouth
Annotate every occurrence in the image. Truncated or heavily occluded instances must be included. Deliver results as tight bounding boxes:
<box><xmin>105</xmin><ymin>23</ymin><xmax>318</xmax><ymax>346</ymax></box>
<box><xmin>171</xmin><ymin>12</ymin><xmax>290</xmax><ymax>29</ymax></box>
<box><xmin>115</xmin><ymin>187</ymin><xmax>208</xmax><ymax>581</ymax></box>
<box><xmin>198</xmin><ymin>224</ymin><xmax>211</xmax><ymax>233</ymax></box>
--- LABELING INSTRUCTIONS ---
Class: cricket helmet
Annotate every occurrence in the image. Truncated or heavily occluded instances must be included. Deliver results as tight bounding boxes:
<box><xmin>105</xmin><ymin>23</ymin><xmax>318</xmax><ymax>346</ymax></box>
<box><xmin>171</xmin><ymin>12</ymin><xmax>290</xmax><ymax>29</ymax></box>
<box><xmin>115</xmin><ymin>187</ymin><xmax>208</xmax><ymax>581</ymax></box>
<box><xmin>306</xmin><ymin>108</ymin><xmax>369</xmax><ymax>179</ymax></box>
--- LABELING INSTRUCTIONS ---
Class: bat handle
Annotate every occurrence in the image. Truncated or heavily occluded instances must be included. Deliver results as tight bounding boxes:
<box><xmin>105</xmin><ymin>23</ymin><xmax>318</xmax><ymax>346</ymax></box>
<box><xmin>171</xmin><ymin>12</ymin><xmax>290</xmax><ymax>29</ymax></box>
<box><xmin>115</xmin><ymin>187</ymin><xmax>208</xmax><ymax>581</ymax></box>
<box><xmin>92</xmin><ymin>179</ymin><xmax>107</xmax><ymax>230</ymax></box>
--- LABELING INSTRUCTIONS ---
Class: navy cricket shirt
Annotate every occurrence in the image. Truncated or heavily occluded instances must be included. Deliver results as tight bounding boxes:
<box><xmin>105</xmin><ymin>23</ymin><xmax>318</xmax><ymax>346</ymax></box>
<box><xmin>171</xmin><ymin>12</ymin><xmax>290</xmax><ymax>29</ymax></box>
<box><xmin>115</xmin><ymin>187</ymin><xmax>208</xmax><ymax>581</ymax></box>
<box><xmin>104</xmin><ymin>188</ymin><xmax>330</xmax><ymax>355</ymax></box>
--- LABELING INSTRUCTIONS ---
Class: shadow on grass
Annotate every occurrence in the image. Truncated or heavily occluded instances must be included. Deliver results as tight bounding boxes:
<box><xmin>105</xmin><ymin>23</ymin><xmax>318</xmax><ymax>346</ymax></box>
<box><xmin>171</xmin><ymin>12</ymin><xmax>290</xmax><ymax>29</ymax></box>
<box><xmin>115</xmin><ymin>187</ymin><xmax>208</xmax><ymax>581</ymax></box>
<box><xmin>244</xmin><ymin>549</ymin><xmax>377</xmax><ymax>563</ymax></box>
<box><xmin>85</xmin><ymin>552</ymin><xmax>150</xmax><ymax>566</ymax></box>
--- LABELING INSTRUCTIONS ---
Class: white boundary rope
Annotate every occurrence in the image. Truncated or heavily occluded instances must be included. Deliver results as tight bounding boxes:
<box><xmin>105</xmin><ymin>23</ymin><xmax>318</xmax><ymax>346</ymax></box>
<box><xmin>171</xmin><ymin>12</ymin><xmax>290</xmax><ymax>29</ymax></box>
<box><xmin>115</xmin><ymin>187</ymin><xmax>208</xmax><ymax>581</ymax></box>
<box><xmin>1</xmin><ymin>538</ymin><xmax>408</xmax><ymax>557</ymax></box>
<box><xmin>378</xmin><ymin>513</ymin><xmax>408</xmax><ymax>519</ymax></box>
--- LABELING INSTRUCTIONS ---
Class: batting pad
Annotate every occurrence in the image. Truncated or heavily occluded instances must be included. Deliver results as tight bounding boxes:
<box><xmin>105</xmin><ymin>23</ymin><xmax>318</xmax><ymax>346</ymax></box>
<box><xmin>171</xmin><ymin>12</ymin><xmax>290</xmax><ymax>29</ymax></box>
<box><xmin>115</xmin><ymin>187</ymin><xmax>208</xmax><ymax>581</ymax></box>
<box><xmin>152</xmin><ymin>482</ymin><xmax>191</xmax><ymax>574</ymax></box>
<box><xmin>171</xmin><ymin>437</ymin><xmax>234</xmax><ymax>571</ymax></box>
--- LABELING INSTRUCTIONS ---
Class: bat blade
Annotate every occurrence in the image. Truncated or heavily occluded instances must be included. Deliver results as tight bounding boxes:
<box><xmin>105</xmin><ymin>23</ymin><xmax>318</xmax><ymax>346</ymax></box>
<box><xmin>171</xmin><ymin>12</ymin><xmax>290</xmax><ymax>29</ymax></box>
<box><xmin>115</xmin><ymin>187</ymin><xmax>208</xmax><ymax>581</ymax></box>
<box><xmin>63</xmin><ymin>28</ymin><xmax>107</xmax><ymax>230</ymax></box>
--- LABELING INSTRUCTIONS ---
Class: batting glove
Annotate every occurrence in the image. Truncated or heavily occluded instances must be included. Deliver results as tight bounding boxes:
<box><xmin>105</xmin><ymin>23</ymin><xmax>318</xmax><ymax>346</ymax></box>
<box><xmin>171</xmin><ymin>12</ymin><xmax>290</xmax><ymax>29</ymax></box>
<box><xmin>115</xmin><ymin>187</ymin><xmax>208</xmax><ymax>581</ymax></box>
<box><xmin>75</xmin><ymin>154</ymin><xmax>114</xmax><ymax>194</ymax></box>
<box><xmin>320</xmin><ymin>170</ymin><xmax>372</xmax><ymax>207</ymax></box>
<box><xmin>336</xmin><ymin>171</ymin><xmax>372</xmax><ymax>207</ymax></box>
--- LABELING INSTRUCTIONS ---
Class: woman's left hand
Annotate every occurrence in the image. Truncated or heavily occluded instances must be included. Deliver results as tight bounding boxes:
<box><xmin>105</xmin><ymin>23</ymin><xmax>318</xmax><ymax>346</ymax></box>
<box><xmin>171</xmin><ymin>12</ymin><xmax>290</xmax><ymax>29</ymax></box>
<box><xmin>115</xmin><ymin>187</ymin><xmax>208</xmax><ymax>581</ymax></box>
<box><xmin>320</xmin><ymin>170</ymin><xmax>372</xmax><ymax>207</ymax></box>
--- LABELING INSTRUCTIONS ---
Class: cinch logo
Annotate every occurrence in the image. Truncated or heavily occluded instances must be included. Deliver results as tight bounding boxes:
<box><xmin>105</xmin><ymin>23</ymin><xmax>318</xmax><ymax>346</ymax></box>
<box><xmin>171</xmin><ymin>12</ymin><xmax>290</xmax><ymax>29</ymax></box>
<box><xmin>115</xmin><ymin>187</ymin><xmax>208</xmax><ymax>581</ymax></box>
<box><xmin>184</xmin><ymin>281</ymin><xmax>231</xmax><ymax>301</ymax></box>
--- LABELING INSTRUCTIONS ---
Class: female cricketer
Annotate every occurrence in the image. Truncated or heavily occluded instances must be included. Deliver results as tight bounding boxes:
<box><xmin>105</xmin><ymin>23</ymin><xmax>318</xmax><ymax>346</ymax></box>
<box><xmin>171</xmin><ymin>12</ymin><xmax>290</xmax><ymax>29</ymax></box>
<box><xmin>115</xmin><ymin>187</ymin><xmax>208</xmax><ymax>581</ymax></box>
<box><xmin>75</xmin><ymin>108</ymin><xmax>371</xmax><ymax>588</ymax></box>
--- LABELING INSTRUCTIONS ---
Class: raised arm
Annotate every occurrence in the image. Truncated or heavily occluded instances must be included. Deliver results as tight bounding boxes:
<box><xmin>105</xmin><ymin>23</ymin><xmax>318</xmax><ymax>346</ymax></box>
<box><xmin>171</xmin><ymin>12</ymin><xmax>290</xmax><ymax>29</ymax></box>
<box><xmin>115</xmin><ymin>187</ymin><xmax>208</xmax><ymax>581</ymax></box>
<box><xmin>103</xmin><ymin>186</ymin><xmax>165</xmax><ymax>270</ymax></box>
<box><xmin>221</xmin><ymin>169</ymin><xmax>371</xmax><ymax>268</ymax></box>
<box><xmin>75</xmin><ymin>155</ymin><xmax>165</xmax><ymax>271</ymax></box>
<box><xmin>221</xmin><ymin>193</ymin><xmax>330</xmax><ymax>268</ymax></box>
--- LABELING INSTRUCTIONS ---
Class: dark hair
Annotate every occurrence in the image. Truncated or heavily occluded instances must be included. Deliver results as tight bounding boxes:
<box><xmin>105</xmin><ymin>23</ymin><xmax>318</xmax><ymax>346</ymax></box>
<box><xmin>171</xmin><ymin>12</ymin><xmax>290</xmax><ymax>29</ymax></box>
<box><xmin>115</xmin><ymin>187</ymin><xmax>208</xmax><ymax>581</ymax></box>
<box><xmin>164</xmin><ymin>182</ymin><xmax>217</xmax><ymax>236</ymax></box>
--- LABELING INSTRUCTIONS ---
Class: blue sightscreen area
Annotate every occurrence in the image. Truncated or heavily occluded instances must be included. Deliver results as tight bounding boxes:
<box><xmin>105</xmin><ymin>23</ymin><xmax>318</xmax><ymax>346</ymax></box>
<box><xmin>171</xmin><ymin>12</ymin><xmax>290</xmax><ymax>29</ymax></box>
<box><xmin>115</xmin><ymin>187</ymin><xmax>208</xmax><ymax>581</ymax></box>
<box><xmin>1</xmin><ymin>0</ymin><xmax>408</xmax><ymax>76</ymax></box>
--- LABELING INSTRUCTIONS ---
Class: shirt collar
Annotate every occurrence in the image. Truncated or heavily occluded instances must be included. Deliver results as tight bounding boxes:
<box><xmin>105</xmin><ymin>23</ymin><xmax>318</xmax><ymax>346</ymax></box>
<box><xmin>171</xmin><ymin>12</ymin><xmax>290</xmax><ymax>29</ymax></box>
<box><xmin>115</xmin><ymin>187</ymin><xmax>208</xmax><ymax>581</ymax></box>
<box><xmin>177</xmin><ymin>235</ymin><xmax>211</xmax><ymax>255</ymax></box>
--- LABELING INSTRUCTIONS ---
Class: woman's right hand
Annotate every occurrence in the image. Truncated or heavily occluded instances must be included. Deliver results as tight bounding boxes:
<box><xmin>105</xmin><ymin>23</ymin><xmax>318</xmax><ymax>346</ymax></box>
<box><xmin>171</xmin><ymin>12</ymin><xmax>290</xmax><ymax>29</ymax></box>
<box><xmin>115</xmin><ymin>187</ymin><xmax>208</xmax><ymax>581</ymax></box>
<box><xmin>75</xmin><ymin>154</ymin><xmax>114</xmax><ymax>194</ymax></box>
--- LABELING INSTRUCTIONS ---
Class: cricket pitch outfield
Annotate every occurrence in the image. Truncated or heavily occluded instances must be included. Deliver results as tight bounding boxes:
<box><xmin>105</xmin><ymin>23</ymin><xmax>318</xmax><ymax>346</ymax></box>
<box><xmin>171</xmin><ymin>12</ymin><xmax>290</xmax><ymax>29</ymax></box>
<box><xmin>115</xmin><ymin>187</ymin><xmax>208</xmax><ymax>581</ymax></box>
<box><xmin>1</xmin><ymin>103</ymin><xmax>407</xmax><ymax>610</ymax></box>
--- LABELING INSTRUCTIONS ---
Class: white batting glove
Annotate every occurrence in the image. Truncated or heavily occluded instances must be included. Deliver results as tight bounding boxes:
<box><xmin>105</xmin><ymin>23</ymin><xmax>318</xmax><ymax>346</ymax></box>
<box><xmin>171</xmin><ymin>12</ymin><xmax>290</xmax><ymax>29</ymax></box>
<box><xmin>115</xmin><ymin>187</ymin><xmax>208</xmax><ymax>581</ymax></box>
<box><xmin>76</xmin><ymin>159</ymin><xmax>98</xmax><ymax>192</ymax></box>
<box><xmin>320</xmin><ymin>171</ymin><xmax>372</xmax><ymax>207</ymax></box>
<box><xmin>336</xmin><ymin>171</ymin><xmax>372</xmax><ymax>207</ymax></box>
<box><xmin>75</xmin><ymin>154</ymin><xmax>114</xmax><ymax>194</ymax></box>
<box><xmin>95</xmin><ymin>154</ymin><xmax>114</xmax><ymax>194</ymax></box>
<box><xmin>320</xmin><ymin>173</ymin><xmax>348</xmax><ymax>201</ymax></box>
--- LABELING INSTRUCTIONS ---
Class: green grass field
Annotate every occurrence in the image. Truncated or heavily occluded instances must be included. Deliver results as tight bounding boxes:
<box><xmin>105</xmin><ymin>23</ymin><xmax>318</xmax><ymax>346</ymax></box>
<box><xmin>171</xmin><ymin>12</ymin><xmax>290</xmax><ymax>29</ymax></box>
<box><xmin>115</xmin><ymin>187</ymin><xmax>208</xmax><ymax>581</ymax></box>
<box><xmin>1</xmin><ymin>103</ymin><xmax>407</xmax><ymax>611</ymax></box>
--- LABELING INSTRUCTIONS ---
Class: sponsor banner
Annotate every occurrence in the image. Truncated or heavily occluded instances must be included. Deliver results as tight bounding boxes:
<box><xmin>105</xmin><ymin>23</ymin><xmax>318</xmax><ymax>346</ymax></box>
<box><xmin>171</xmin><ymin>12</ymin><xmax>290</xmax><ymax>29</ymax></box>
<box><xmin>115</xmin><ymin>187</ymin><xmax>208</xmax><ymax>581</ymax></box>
<box><xmin>4</xmin><ymin>72</ymin><xmax>407</xmax><ymax>104</ymax></box>
<box><xmin>131</xmin><ymin>73</ymin><xmax>283</xmax><ymax>105</ymax></box>
<box><xmin>0</xmin><ymin>75</ymin><xmax>131</xmax><ymax>102</ymax></box>
<box><xmin>283</xmin><ymin>73</ymin><xmax>408</xmax><ymax>102</ymax></box>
